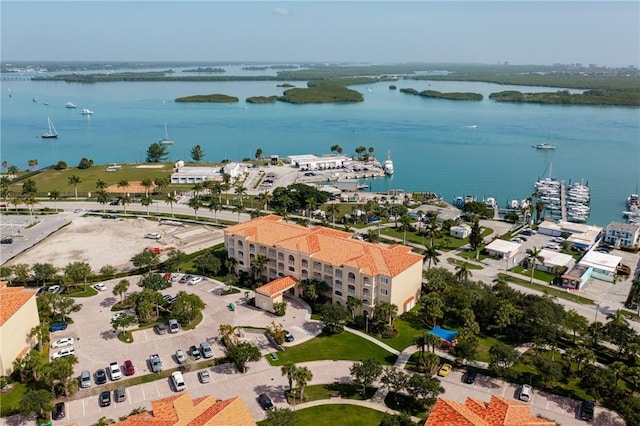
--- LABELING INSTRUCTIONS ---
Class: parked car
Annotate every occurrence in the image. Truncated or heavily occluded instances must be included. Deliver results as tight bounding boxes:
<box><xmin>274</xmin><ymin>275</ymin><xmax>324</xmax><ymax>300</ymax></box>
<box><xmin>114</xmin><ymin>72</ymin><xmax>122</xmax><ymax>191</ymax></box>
<box><xmin>163</xmin><ymin>272</ymin><xmax>172</xmax><ymax>281</ymax></box>
<box><xmin>168</xmin><ymin>319</ymin><xmax>180</xmax><ymax>333</ymax></box>
<box><xmin>171</xmin><ymin>371</ymin><xmax>186</xmax><ymax>392</ymax></box>
<box><xmin>175</xmin><ymin>349</ymin><xmax>187</xmax><ymax>364</ymax></box>
<box><xmin>163</xmin><ymin>294</ymin><xmax>173</xmax><ymax>303</ymax></box>
<box><xmin>154</xmin><ymin>322</ymin><xmax>168</xmax><ymax>335</ymax></box>
<box><xmin>115</xmin><ymin>386</ymin><xmax>126</xmax><ymax>403</ymax></box>
<box><xmin>51</xmin><ymin>337</ymin><xmax>75</xmax><ymax>349</ymax></box>
<box><xmin>109</xmin><ymin>362</ymin><xmax>122</xmax><ymax>380</ymax></box>
<box><xmin>36</xmin><ymin>287</ymin><xmax>48</xmax><ymax>296</ymax></box>
<box><xmin>99</xmin><ymin>390</ymin><xmax>111</xmax><ymax>407</ymax></box>
<box><xmin>95</xmin><ymin>368</ymin><xmax>107</xmax><ymax>385</ymax></box>
<box><xmin>80</xmin><ymin>370</ymin><xmax>92</xmax><ymax>388</ymax></box>
<box><xmin>52</xmin><ymin>347</ymin><xmax>75</xmax><ymax>360</ymax></box>
<box><xmin>198</xmin><ymin>369</ymin><xmax>211</xmax><ymax>383</ymax></box>
<box><xmin>258</xmin><ymin>393</ymin><xmax>274</xmax><ymax>410</ymax></box>
<box><xmin>518</xmin><ymin>384</ymin><xmax>533</xmax><ymax>402</ymax></box>
<box><xmin>437</xmin><ymin>363</ymin><xmax>452</xmax><ymax>377</ymax></box>
<box><xmin>580</xmin><ymin>400</ymin><xmax>595</xmax><ymax>421</ymax></box>
<box><xmin>123</xmin><ymin>360</ymin><xmax>135</xmax><ymax>376</ymax></box>
<box><xmin>145</xmin><ymin>233</ymin><xmax>161</xmax><ymax>240</ymax></box>
<box><xmin>149</xmin><ymin>354</ymin><xmax>163</xmax><ymax>372</ymax></box>
<box><xmin>49</xmin><ymin>322</ymin><xmax>68</xmax><ymax>332</ymax></box>
<box><xmin>188</xmin><ymin>276</ymin><xmax>203</xmax><ymax>285</ymax></box>
<box><xmin>520</xmin><ymin>230</ymin><xmax>533</xmax><ymax>236</ymax></box>
<box><xmin>170</xmin><ymin>273</ymin><xmax>180</xmax><ymax>282</ymax></box>
<box><xmin>0</xmin><ymin>237</ymin><xmax>13</xmax><ymax>244</ymax></box>
<box><xmin>93</xmin><ymin>283</ymin><xmax>107</xmax><ymax>291</ymax></box>
<box><xmin>463</xmin><ymin>370</ymin><xmax>477</xmax><ymax>384</ymax></box>
<box><xmin>284</xmin><ymin>331</ymin><xmax>294</xmax><ymax>342</ymax></box>
<box><xmin>52</xmin><ymin>402</ymin><xmax>65</xmax><ymax>420</ymax></box>
<box><xmin>48</xmin><ymin>285</ymin><xmax>61</xmax><ymax>294</ymax></box>
<box><xmin>189</xmin><ymin>345</ymin><xmax>202</xmax><ymax>360</ymax></box>
<box><xmin>200</xmin><ymin>342</ymin><xmax>213</xmax><ymax>358</ymax></box>
<box><xmin>518</xmin><ymin>236</ymin><xmax>528</xmax><ymax>241</ymax></box>
<box><xmin>178</xmin><ymin>274</ymin><xmax>192</xmax><ymax>284</ymax></box>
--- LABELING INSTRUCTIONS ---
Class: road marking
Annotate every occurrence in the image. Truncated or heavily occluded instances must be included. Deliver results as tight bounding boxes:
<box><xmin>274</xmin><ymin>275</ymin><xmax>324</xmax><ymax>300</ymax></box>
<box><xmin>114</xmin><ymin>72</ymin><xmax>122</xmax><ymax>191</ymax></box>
<box><xmin>82</xmin><ymin>399</ymin><xmax>86</xmax><ymax>416</ymax></box>
<box><xmin>141</xmin><ymin>384</ymin><xmax>146</xmax><ymax>401</ymax></box>
<box><xmin>154</xmin><ymin>382</ymin><xmax>160</xmax><ymax>396</ymax></box>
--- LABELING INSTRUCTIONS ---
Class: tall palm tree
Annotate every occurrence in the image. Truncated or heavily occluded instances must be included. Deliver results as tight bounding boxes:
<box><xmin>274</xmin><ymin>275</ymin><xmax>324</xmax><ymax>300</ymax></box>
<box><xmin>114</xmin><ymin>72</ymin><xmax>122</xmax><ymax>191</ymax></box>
<box><xmin>113</xmin><ymin>279</ymin><xmax>130</xmax><ymax>302</ymax></box>
<box><xmin>423</xmin><ymin>246</ymin><xmax>441</xmax><ymax>270</ymax></box>
<box><xmin>257</xmin><ymin>191</ymin><xmax>272</xmax><ymax>211</ymax></box>
<box><xmin>455</xmin><ymin>262</ymin><xmax>472</xmax><ymax>283</ymax></box>
<box><xmin>208</xmin><ymin>198</ymin><xmax>222</xmax><ymax>223</ymax></box>
<box><xmin>326</xmin><ymin>203</ymin><xmax>340</xmax><ymax>226</ymax></box>
<box><xmin>188</xmin><ymin>195</ymin><xmax>203</xmax><ymax>220</ymax></box>
<box><xmin>281</xmin><ymin>362</ymin><xmax>297</xmax><ymax>391</ymax></box>
<box><xmin>234</xmin><ymin>183</ymin><xmax>247</xmax><ymax>207</ymax></box>
<box><xmin>7</xmin><ymin>165</ymin><xmax>19</xmax><ymax>176</ymax></box>
<box><xmin>1</xmin><ymin>160</ymin><xmax>7</xmax><ymax>173</ymax></box>
<box><xmin>346</xmin><ymin>296</ymin><xmax>362</xmax><ymax>320</ymax></box>
<box><xmin>424</xmin><ymin>218</ymin><xmax>440</xmax><ymax>247</ymax></box>
<box><xmin>250</xmin><ymin>254</ymin><xmax>269</xmax><ymax>282</ymax></box>
<box><xmin>305</xmin><ymin>197</ymin><xmax>318</xmax><ymax>218</ymax></box>
<box><xmin>48</xmin><ymin>189</ymin><xmax>60</xmax><ymax>212</ymax></box>
<box><xmin>141</xmin><ymin>178</ymin><xmax>154</xmax><ymax>196</ymax></box>
<box><xmin>95</xmin><ymin>179</ymin><xmax>108</xmax><ymax>192</ymax></box>
<box><xmin>293</xmin><ymin>366</ymin><xmax>313</xmax><ymax>400</ymax></box>
<box><xmin>96</xmin><ymin>190</ymin><xmax>110</xmax><ymax>212</ymax></box>
<box><xmin>140</xmin><ymin>196</ymin><xmax>153</xmax><ymax>215</ymax></box>
<box><xmin>374</xmin><ymin>301</ymin><xmax>398</xmax><ymax>327</ymax></box>
<box><xmin>233</xmin><ymin>202</ymin><xmax>245</xmax><ymax>222</ymax></box>
<box><xmin>119</xmin><ymin>194</ymin><xmax>131</xmax><ymax>214</ymax></box>
<box><xmin>525</xmin><ymin>246</ymin><xmax>544</xmax><ymax>284</ymax></box>
<box><xmin>154</xmin><ymin>177</ymin><xmax>170</xmax><ymax>195</ymax></box>
<box><xmin>165</xmin><ymin>193</ymin><xmax>177</xmax><ymax>217</ymax></box>
<box><xmin>192</xmin><ymin>182</ymin><xmax>204</xmax><ymax>197</ymax></box>
<box><xmin>67</xmin><ymin>175</ymin><xmax>82</xmax><ymax>200</ymax></box>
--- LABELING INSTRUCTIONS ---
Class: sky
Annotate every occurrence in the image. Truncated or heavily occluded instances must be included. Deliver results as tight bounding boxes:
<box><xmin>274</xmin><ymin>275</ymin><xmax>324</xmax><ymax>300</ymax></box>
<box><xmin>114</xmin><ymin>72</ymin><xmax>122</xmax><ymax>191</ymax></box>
<box><xmin>1</xmin><ymin>1</ymin><xmax>638</xmax><ymax>67</ymax></box>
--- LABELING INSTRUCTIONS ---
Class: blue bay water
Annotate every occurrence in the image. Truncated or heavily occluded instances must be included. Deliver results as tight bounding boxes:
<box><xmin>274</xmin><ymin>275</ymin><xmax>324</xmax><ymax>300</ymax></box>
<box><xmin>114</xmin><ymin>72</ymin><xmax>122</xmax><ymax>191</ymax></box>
<box><xmin>1</xmin><ymin>75</ymin><xmax>639</xmax><ymax>227</ymax></box>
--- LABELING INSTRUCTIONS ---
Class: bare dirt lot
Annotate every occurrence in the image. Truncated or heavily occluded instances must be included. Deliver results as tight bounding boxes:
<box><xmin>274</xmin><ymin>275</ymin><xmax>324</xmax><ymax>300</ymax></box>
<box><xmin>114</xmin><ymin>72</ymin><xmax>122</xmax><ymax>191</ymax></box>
<box><xmin>6</xmin><ymin>216</ymin><xmax>223</xmax><ymax>271</ymax></box>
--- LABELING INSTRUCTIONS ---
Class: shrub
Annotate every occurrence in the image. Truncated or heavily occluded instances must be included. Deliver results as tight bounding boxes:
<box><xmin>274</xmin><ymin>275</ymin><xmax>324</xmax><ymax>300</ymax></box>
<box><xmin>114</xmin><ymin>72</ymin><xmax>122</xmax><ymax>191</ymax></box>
<box><xmin>54</xmin><ymin>161</ymin><xmax>67</xmax><ymax>170</ymax></box>
<box><xmin>77</xmin><ymin>157</ymin><xmax>94</xmax><ymax>169</ymax></box>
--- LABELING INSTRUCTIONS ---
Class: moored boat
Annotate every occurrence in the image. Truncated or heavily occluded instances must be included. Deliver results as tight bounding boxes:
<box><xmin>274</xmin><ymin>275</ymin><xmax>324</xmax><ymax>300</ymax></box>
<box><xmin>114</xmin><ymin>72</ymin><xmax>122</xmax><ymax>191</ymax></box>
<box><xmin>41</xmin><ymin>117</ymin><xmax>58</xmax><ymax>139</ymax></box>
<box><xmin>532</xmin><ymin>143</ymin><xmax>555</xmax><ymax>149</ymax></box>
<box><xmin>65</xmin><ymin>102</ymin><xmax>77</xmax><ymax>108</ymax></box>
<box><xmin>80</xmin><ymin>108</ymin><xmax>94</xmax><ymax>115</ymax></box>
<box><xmin>383</xmin><ymin>151</ymin><xmax>394</xmax><ymax>175</ymax></box>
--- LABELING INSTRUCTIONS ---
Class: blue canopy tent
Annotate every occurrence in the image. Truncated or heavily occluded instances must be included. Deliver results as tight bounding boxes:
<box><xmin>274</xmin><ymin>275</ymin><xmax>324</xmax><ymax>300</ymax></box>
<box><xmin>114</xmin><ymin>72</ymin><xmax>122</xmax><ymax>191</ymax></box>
<box><xmin>428</xmin><ymin>326</ymin><xmax>458</xmax><ymax>343</ymax></box>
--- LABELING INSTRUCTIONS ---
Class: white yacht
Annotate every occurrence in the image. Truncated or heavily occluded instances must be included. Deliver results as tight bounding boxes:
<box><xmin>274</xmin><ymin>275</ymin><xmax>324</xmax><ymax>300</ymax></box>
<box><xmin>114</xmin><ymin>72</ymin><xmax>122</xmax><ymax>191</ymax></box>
<box><xmin>80</xmin><ymin>109</ymin><xmax>94</xmax><ymax>115</ymax></box>
<box><xmin>383</xmin><ymin>151</ymin><xmax>394</xmax><ymax>175</ymax></box>
<box><xmin>65</xmin><ymin>102</ymin><xmax>77</xmax><ymax>108</ymax></box>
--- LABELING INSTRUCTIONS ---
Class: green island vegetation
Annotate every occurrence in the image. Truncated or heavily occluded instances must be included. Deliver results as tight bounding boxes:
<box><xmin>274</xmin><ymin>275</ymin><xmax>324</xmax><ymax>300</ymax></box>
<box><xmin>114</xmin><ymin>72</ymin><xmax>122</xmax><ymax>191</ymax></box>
<box><xmin>174</xmin><ymin>94</ymin><xmax>239</xmax><ymax>103</ymax></box>
<box><xmin>243</xmin><ymin>64</ymin><xmax>298</xmax><ymax>70</ymax></box>
<box><xmin>489</xmin><ymin>89</ymin><xmax>640</xmax><ymax>106</ymax></box>
<box><xmin>277</xmin><ymin>83</ymin><xmax>295</xmax><ymax>87</ymax></box>
<box><xmin>278</xmin><ymin>81</ymin><xmax>364</xmax><ymax>104</ymax></box>
<box><xmin>400</xmin><ymin>87</ymin><xmax>483</xmax><ymax>101</ymax></box>
<box><xmin>182</xmin><ymin>67</ymin><xmax>225</xmax><ymax>73</ymax></box>
<box><xmin>246</xmin><ymin>95</ymin><xmax>279</xmax><ymax>104</ymax></box>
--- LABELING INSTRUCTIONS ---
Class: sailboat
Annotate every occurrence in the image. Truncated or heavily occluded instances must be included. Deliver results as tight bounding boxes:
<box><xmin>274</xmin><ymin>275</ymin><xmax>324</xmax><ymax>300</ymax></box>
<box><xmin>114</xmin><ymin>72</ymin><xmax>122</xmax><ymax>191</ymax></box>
<box><xmin>41</xmin><ymin>117</ymin><xmax>58</xmax><ymax>139</ymax></box>
<box><xmin>158</xmin><ymin>122</ymin><xmax>173</xmax><ymax>146</ymax></box>
<box><xmin>532</xmin><ymin>129</ymin><xmax>556</xmax><ymax>149</ymax></box>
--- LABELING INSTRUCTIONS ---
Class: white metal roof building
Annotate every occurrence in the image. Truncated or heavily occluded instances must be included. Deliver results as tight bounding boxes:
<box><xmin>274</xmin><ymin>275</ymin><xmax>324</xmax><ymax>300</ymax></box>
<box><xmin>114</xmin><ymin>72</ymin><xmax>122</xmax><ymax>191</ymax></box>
<box><xmin>535</xmin><ymin>249</ymin><xmax>575</xmax><ymax>273</ymax></box>
<box><xmin>578</xmin><ymin>250</ymin><xmax>623</xmax><ymax>282</ymax></box>
<box><xmin>286</xmin><ymin>154</ymin><xmax>350</xmax><ymax>170</ymax></box>
<box><xmin>170</xmin><ymin>167</ymin><xmax>222</xmax><ymax>184</ymax></box>
<box><xmin>485</xmin><ymin>240</ymin><xmax>521</xmax><ymax>269</ymax></box>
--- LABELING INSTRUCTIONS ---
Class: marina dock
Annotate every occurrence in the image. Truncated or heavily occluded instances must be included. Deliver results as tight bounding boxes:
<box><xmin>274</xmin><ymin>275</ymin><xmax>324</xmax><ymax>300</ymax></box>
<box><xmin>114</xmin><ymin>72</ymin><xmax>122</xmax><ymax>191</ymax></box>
<box><xmin>560</xmin><ymin>182</ymin><xmax>567</xmax><ymax>222</ymax></box>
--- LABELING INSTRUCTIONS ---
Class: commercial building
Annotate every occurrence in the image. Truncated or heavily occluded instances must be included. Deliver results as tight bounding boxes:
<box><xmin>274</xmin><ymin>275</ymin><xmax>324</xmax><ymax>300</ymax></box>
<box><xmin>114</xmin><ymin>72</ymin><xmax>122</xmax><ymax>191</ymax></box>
<box><xmin>535</xmin><ymin>249</ymin><xmax>575</xmax><ymax>274</ymax></box>
<box><xmin>561</xmin><ymin>264</ymin><xmax>591</xmax><ymax>290</ymax></box>
<box><xmin>537</xmin><ymin>220</ymin><xmax>603</xmax><ymax>251</ymax></box>
<box><xmin>224</xmin><ymin>215</ymin><xmax>423</xmax><ymax>316</ymax></box>
<box><xmin>0</xmin><ymin>282</ymin><xmax>39</xmax><ymax>375</ymax></box>
<box><xmin>286</xmin><ymin>154</ymin><xmax>350</xmax><ymax>170</ymax></box>
<box><xmin>485</xmin><ymin>239</ymin><xmax>521</xmax><ymax>268</ymax></box>
<box><xmin>424</xmin><ymin>395</ymin><xmax>555</xmax><ymax>426</ymax></box>
<box><xmin>604</xmin><ymin>222</ymin><xmax>640</xmax><ymax>248</ymax></box>
<box><xmin>170</xmin><ymin>167</ymin><xmax>222</xmax><ymax>184</ymax></box>
<box><xmin>113</xmin><ymin>392</ymin><xmax>255</xmax><ymax>426</ymax></box>
<box><xmin>578</xmin><ymin>250</ymin><xmax>622</xmax><ymax>283</ymax></box>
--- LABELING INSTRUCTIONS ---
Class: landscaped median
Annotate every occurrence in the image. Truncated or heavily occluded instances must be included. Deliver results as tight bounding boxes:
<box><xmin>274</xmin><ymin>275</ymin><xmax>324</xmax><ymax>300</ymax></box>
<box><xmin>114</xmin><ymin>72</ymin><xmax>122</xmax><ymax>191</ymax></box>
<box><xmin>257</xmin><ymin>404</ymin><xmax>387</xmax><ymax>426</ymax></box>
<box><xmin>266</xmin><ymin>332</ymin><xmax>398</xmax><ymax>366</ymax></box>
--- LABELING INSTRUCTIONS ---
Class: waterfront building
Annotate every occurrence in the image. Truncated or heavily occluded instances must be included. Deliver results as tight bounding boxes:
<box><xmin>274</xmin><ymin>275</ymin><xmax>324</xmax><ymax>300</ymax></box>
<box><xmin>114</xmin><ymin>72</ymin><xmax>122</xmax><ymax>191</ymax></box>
<box><xmin>604</xmin><ymin>221</ymin><xmax>640</xmax><ymax>248</ymax></box>
<box><xmin>424</xmin><ymin>395</ymin><xmax>555</xmax><ymax>425</ymax></box>
<box><xmin>578</xmin><ymin>250</ymin><xmax>623</xmax><ymax>283</ymax></box>
<box><xmin>224</xmin><ymin>215</ymin><xmax>423</xmax><ymax>316</ymax></box>
<box><xmin>286</xmin><ymin>154</ymin><xmax>351</xmax><ymax>170</ymax></box>
<box><xmin>170</xmin><ymin>166</ymin><xmax>222</xmax><ymax>184</ymax></box>
<box><xmin>0</xmin><ymin>282</ymin><xmax>39</xmax><ymax>375</ymax></box>
<box><xmin>537</xmin><ymin>220</ymin><xmax>603</xmax><ymax>251</ymax></box>
<box><xmin>450</xmin><ymin>224</ymin><xmax>471</xmax><ymax>239</ymax></box>
<box><xmin>112</xmin><ymin>392</ymin><xmax>255</xmax><ymax>425</ymax></box>
<box><xmin>222</xmin><ymin>162</ymin><xmax>249</xmax><ymax>180</ymax></box>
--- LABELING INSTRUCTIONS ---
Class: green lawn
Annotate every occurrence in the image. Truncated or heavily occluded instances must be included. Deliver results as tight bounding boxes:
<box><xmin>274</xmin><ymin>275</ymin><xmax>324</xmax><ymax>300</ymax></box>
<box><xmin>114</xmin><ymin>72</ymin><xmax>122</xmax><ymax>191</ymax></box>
<box><xmin>288</xmin><ymin>383</ymin><xmax>376</xmax><ymax>404</ymax></box>
<box><xmin>0</xmin><ymin>382</ymin><xmax>27</xmax><ymax>416</ymax></box>
<box><xmin>475</xmin><ymin>335</ymin><xmax>503</xmax><ymax>363</ymax></box>
<box><xmin>376</xmin><ymin>315</ymin><xmax>426</xmax><ymax>352</ymax></box>
<box><xmin>512</xmin><ymin>265</ymin><xmax>555</xmax><ymax>283</ymax></box>
<box><xmin>267</xmin><ymin>332</ymin><xmax>397</xmax><ymax>366</ymax></box>
<box><xmin>257</xmin><ymin>404</ymin><xmax>386</xmax><ymax>426</ymax></box>
<box><xmin>447</xmin><ymin>258</ymin><xmax>484</xmax><ymax>270</ymax></box>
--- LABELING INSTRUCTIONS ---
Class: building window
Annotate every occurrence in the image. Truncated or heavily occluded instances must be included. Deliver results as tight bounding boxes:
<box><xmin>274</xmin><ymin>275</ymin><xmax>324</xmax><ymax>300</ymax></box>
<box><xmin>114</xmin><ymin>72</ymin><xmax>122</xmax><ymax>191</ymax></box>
<box><xmin>347</xmin><ymin>272</ymin><xmax>356</xmax><ymax>284</ymax></box>
<box><xmin>301</xmin><ymin>269</ymin><xmax>308</xmax><ymax>279</ymax></box>
<box><xmin>249</xmin><ymin>254</ymin><xmax>255</xmax><ymax>261</ymax></box>
<box><xmin>289</xmin><ymin>266</ymin><xmax>295</xmax><ymax>272</ymax></box>
<box><xmin>380</xmin><ymin>288</ymin><xmax>389</xmax><ymax>296</ymax></box>
<box><xmin>238</xmin><ymin>241</ymin><xmax>243</xmax><ymax>248</ymax></box>
<box><xmin>348</xmin><ymin>285</ymin><xmax>356</xmax><ymax>295</ymax></box>
<box><xmin>335</xmin><ymin>290</ymin><xmax>342</xmax><ymax>297</ymax></box>
<box><xmin>278</xmin><ymin>262</ymin><xmax>284</xmax><ymax>271</ymax></box>
<box><xmin>313</xmin><ymin>262</ymin><xmax>322</xmax><ymax>271</ymax></box>
<box><xmin>324</xmin><ymin>265</ymin><xmax>333</xmax><ymax>274</ymax></box>
<box><xmin>238</xmin><ymin>251</ymin><xmax>244</xmax><ymax>258</ymax></box>
<box><xmin>363</xmin><ymin>276</ymin><xmax>370</xmax><ymax>286</ymax></box>
<box><xmin>268</xmin><ymin>248</ymin><xmax>276</xmax><ymax>257</ymax></box>
<box><xmin>249</xmin><ymin>244</ymin><xmax>255</xmax><ymax>253</ymax></box>
<box><xmin>363</xmin><ymin>288</ymin><xmax>370</xmax><ymax>298</ymax></box>
<box><xmin>313</xmin><ymin>272</ymin><xmax>322</xmax><ymax>280</ymax></box>
<box><xmin>288</xmin><ymin>255</ymin><xmax>295</xmax><ymax>265</ymax></box>
<box><xmin>380</xmin><ymin>276</ymin><xmax>390</xmax><ymax>285</ymax></box>
<box><xmin>259</xmin><ymin>246</ymin><xmax>267</xmax><ymax>254</ymax></box>
<box><xmin>229</xmin><ymin>248</ymin><xmax>235</xmax><ymax>257</ymax></box>
<box><xmin>324</xmin><ymin>275</ymin><xmax>332</xmax><ymax>284</ymax></box>
<box><xmin>228</xmin><ymin>238</ymin><xmax>234</xmax><ymax>246</ymax></box>
<box><xmin>302</xmin><ymin>259</ymin><xmax>309</xmax><ymax>268</ymax></box>
<box><xmin>278</xmin><ymin>252</ymin><xmax>284</xmax><ymax>261</ymax></box>
<box><xmin>335</xmin><ymin>269</ymin><xmax>343</xmax><ymax>278</ymax></box>
<box><xmin>334</xmin><ymin>281</ymin><xmax>342</xmax><ymax>290</ymax></box>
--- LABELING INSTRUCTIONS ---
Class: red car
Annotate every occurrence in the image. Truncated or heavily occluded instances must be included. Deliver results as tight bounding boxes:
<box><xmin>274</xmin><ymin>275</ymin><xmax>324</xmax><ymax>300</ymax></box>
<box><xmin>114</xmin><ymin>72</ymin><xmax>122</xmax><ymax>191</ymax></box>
<box><xmin>163</xmin><ymin>272</ymin><xmax>172</xmax><ymax>281</ymax></box>
<box><xmin>123</xmin><ymin>360</ymin><xmax>135</xmax><ymax>376</ymax></box>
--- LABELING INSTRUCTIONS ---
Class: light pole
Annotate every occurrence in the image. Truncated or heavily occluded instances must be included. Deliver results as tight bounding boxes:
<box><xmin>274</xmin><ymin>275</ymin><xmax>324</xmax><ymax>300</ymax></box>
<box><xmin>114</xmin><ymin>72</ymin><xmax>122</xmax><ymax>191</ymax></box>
<box><xmin>594</xmin><ymin>303</ymin><xmax>600</xmax><ymax>323</ymax></box>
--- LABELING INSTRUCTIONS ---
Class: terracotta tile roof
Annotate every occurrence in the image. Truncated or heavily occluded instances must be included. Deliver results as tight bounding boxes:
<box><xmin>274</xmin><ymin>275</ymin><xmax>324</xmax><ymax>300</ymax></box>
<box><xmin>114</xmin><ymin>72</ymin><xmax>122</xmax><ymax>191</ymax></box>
<box><xmin>0</xmin><ymin>285</ymin><xmax>36</xmax><ymax>326</ymax></box>
<box><xmin>425</xmin><ymin>396</ymin><xmax>556</xmax><ymax>426</ymax></box>
<box><xmin>106</xmin><ymin>181</ymin><xmax>157</xmax><ymax>195</ymax></box>
<box><xmin>113</xmin><ymin>392</ymin><xmax>255</xmax><ymax>426</ymax></box>
<box><xmin>256</xmin><ymin>276</ymin><xmax>298</xmax><ymax>297</ymax></box>
<box><xmin>225</xmin><ymin>215</ymin><xmax>423</xmax><ymax>277</ymax></box>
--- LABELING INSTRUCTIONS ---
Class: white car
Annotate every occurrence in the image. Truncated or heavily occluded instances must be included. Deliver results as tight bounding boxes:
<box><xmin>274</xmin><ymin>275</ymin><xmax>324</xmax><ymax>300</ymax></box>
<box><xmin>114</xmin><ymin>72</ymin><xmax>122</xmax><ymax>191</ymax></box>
<box><xmin>198</xmin><ymin>370</ymin><xmax>211</xmax><ymax>383</ymax></box>
<box><xmin>109</xmin><ymin>362</ymin><xmax>122</xmax><ymax>380</ymax></box>
<box><xmin>171</xmin><ymin>371</ymin><xmax>186</xmax><ymax>392</ymax></box>
<box><xmin>94</xmin><ymin>283</ymin><xmax>107</xmax><ymax>291</ymax></box>
<box><xmin>145</xmin><ymin>233</ymin><xmax>161</xmax><ymax>240</ymax></box>
<box><xmin>52</xmin><ymin>347</ymin><xmax>75</xmax><ymax>360</ymax></box>
<box><xmin>175</xmin><ymin>349</ymin><xmax>187</xmax><ymax>364</ymax></box>
<box><xmin>48</xmin><ymin>285</ymin><xmax>61</xmax><ymax>294</ymax></box>
<box><xmin>188</xmin><ymin>276</ymin><xmax>203</xmax><ymax>285</ymax></box>
<box><xmin>51</xmin><ymin>337</ymin><xmax>75</xmax><ymax>349</ymax></box>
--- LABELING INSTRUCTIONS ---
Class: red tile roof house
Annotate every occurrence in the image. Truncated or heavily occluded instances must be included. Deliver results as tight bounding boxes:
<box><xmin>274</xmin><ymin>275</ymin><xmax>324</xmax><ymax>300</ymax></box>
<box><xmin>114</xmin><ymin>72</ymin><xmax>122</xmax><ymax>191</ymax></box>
<box><xmin>224</xmin><ymin>215</ymin><xmax>423</xmax><ymax>317</ymax></box>
<box><xmin>424</xmin><ymin>396</ymin><xmax>556</xmax><ymax>426</ymax></box>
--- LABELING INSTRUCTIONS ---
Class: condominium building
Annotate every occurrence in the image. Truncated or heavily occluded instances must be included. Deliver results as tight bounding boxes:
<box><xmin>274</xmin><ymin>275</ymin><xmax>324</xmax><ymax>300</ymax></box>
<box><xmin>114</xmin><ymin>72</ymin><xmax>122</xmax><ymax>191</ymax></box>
<box><xmin>224</xmin><ymin>215</ymin><xmax>424</xmax><ymax>316</ymax></box>
<box><xmin>604</xmin><ymin>221</ymin><xmax>640</xmax><ymax>248</ymax></box>
<box><xmin>0</xmin><ymin>282</ymin><xmax>39</xmax><ymax>375</ymax></box>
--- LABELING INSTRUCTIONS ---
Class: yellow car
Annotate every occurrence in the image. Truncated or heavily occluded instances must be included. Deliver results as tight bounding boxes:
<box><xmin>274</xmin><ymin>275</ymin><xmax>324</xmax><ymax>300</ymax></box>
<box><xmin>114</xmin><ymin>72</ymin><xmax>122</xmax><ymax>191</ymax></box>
<box><xmin>437</xmin><ymin>363</ymin><xmax>452</xmax><ymax>377</ymax></box>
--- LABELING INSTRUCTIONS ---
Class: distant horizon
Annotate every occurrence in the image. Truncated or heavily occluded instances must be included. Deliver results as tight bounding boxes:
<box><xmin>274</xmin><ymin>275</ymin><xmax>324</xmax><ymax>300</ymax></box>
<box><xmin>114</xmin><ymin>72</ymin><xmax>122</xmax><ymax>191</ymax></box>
<box><xmin>2</xmin><ymin>2</ymin><xmax>638</xmax><ymax>68</ymax></box>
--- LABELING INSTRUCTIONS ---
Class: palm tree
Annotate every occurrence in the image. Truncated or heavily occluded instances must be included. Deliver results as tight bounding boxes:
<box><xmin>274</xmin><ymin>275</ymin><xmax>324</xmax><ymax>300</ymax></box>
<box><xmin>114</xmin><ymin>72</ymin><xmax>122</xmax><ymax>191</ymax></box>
<box><xmin>48</xmin><ymin>189</ymin><xmax>60</xmax><ymax>211</ymax></box>
<box><xmin>234</xmin><ymin>183</ymin><xmax>248</xmax><ymax>207</ymax></box>
<box><xmin>218</xmin><ymin>323</ymin><xmax>236</xmax><ymax>347</ymax></box>
<box><xmin>423</xmin><ymin>246</ymin><xmax>441</xmax><ymax>270</ymax></box>
<box><xmin>232</xmin><ymin>202</ymin><xmax>245</xmax><ymax>222</ymax></box>
<box><xmin>346</xmin><ymin>296</ymin><xmax>363</xmax><ymax>320</ymax></box>
<box><xmin>7</xmin><ymin>165</ymin><xmax>19</xmax><ymax>176</ymax></box>
<box><xmin>192</xmin><ymin>182</ymin><xmax>204</xmax><ymax>197</ymax></box>
<box><xmin>281</xmin><ymin>362</ymin><xmax>297</xmax><ymax>391</ymax></box>
<box><xmin>455</xmin><ymin>262</ymin><xmax>472</xmax><ymax>283</ymax></box>
<box><xmin>424</xmin><ymin>332</ymin><xmax>442</xmax><ymax>353</ymax></box>
<box><xmin>96</xmin><ymin>190</ymin><xmax>110</xmax><ymax>212</ymax></box>
<box><xmin>154</xmin><ymin>177</ymin><xmax>170</xmax><ymax>195</ymax></box>
<box><xmin>119</xmin><ymin>194</ymin><xmax>131</xmax><ymax>214</ymax></box>
<box><xmin>117</xmin><ymin>180</ymin><xmax>129</xmax><ymax>198</ymax></box>
<box><xmin>67</xmin><ymin>175</ymin><xmax>82</xmax><ymax>200</ymax></box>
<box><xmin>525</xmin><ymin>246</ymin><xmax>544</xmax><ymax>284</ymax></box>
<box><xmin>398</xmin><ymin>214</ymin><xmax>413</xmax><ymax>245</ymax></box>
<box><xmin>165</xmin><ymin>193</ymin><xmax>177</xmax><ymax>217</ymax></box>
<box><xmin>24</xmin><ymin>196</ymin><xmax>38</xmax><ymax>224</ymax></box>
<box><xmin>293</xmin><ymin>366</ymin><xmax>313</xmax><ymax>400</ymax></box>
<box><xmin>250</xmin><ymin>254</ymin><xmax>269</xmax><ymax>282</ymax></box>
<box><xmin>113</xmin><ymin>279</ymin><xmax>129</xmax><ymax>302</ymax></box>
<box><xmin>141</xmin><ymin>178</ymin><xmax>154</xmax><ymax>196</ymax></box>
<box><xmin>140</xmin><ymin>196</ymin><xmax>153</xmax><ymax>215</ymax></box>
<box><xmin>424</xmin><ymin>218</ymin><xmax>440</xmax><ymax>247</ymax></box>
<box><xmin>374</xmin><ymin>302</ymin><xmax>398</xmax><ymax>327</ymax></box>
<box><xmin>1</xmin><ymin>160</ymin><xmax>7</xmax><ymax>173</ymax></box>
<box><xmin>326</xmin><ymin>203</ymin><xmax>340</xmax><ymax>225</ymax></box>
<box><xmin>413</xmin><ymin>334</ymin><xmax>428</xmax><ymax>356</ymax></box>
<box><xmin>95</xmin><ymin>179</ymin><xmax>108</xmax><ymax>191</ymax></box>
<box><xmin>257</xmin><ymin>191</ymin><xmax>272</xmax><ymax>211</ymax></box>
<box><xmin>188</xmin><ymin>195</ymin><xmax>203</xmax><ymax>220</ymax></box>
<box><xmin>208</xmin><ymin>198</ymin><xmax>222</xmax><ymax>223</ymax></box>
